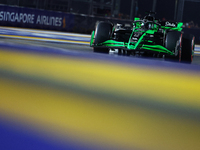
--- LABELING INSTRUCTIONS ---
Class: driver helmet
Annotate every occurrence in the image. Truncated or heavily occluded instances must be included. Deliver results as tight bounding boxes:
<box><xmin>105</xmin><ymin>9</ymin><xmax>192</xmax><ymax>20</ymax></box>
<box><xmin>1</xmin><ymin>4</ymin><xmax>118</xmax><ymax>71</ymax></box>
<box><xmin>142</xmin><ymin>15</ymin><xmax>155</xmax><ymax>29</ymax></box>
<box><xmin>141</xmin><ymin>22</ymin><xmax>153</xmax><ymax>30</ymax></box>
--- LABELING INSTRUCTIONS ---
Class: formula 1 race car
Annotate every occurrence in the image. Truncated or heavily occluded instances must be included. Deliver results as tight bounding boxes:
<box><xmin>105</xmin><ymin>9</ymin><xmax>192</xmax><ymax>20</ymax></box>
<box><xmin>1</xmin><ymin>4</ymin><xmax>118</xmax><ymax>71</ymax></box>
<box><xmin>90</xmin><ymin>12</ymin><xmax>195</xmax><ymax>63</ymax></box>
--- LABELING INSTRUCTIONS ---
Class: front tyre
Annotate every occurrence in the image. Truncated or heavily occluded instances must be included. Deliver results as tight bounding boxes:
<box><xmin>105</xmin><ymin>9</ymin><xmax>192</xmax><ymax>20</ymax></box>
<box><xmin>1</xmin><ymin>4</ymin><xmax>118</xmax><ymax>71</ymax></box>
<box><xmin>181</xmin><ymin>34</ymin><xmax>195</xmax><ymax>63</ymax></box>
<box><xmin>165</xmin><ymin>31</ymin><xmax>182</xmax><ymax>62</ymax></box>
<box><xmin>93</xmin><ymin>21</ymin><xmax>113</xmax><ymax>54</ymax></box>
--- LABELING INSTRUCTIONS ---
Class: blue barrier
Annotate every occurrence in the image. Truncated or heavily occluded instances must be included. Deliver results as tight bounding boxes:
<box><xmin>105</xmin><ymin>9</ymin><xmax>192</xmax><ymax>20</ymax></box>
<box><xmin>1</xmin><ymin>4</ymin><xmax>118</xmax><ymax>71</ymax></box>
<box><xmin>0</xmin><ymin>5</ymin><xmax>74</xmax><ymax>32</ymax></box>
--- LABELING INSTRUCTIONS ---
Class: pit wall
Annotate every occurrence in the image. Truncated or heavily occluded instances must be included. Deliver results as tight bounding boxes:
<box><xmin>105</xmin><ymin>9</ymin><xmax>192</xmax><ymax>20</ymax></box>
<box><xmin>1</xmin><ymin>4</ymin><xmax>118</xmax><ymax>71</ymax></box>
<box><xmin>0</xmin><ymin>4</ymin><xmax>199</xmax><ymax>43</ymax></box>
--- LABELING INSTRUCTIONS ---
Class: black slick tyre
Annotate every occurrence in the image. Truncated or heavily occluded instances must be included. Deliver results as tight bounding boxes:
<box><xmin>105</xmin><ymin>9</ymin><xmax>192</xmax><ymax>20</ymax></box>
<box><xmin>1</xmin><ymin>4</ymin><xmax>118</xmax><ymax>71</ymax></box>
<box><xmin>93</xmin><ymin>21</ymin><xmax>113</xmax><ymax>54</ymax></box>
<box><xmin>181</xmin><ymin>34</ymin><xmax>195</xmax><ymax>63</ymax></box>
<box><xmin>165</xmin><ymin>31</ymin><xmax>182</xmax><ymax>62</ymax></box>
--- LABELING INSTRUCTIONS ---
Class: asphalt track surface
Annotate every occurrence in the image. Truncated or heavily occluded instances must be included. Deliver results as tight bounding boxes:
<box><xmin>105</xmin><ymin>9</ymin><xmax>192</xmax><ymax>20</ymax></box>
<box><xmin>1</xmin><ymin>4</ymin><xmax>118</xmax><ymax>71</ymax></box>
<box><xmin>1</xmin><ymin>29</ymin><xmax>200</xmax><ymax>150</ymax></box>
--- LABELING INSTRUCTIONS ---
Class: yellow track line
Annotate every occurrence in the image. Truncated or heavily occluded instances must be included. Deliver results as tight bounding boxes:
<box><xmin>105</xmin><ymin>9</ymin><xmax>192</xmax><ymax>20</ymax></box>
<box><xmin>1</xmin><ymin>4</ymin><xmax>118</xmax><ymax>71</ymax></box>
<box><xmin>0</xmin><ymin>50</ymin><xmax>200</xmax><ymax>109</ymax></box>
<box><xmin>1</xmin><ymin>77</ymin><xmax>200</xmax><ymax>150</ymax></box>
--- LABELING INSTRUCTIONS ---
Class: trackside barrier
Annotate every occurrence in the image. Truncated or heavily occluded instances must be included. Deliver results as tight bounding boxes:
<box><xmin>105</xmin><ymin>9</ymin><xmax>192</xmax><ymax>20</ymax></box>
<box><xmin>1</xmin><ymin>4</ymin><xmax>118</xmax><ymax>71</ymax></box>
<box><xmin>0</xmin><ymin>5</ymin><xmax>200</xmax><ymax>44</ymax></box>
<box><xmin>0</xmin><ymin>5</ymin><xmax>131</xmax><ymax>33</ymax></box>
<box><xmin>0</xmin><ymin>4</ymin><xmax>74</xmax><ymax>32</ymax></box>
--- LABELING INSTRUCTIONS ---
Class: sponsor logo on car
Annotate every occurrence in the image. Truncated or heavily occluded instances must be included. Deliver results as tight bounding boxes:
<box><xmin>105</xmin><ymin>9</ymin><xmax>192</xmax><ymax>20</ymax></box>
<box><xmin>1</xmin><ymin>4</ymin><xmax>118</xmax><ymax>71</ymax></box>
<box><xmin>165</xmin><ymin>21</ymin><xmax>176</xmax><ymax>27</ymax></box>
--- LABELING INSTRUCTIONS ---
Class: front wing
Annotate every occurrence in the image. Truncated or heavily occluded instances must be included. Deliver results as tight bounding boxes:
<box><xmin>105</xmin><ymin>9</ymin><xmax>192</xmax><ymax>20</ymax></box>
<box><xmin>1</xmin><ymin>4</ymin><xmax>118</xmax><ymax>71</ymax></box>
<box><xmin>91</xmin><ymin>39</ymin><xmax>174</xmax><ymax>55</ymax></box>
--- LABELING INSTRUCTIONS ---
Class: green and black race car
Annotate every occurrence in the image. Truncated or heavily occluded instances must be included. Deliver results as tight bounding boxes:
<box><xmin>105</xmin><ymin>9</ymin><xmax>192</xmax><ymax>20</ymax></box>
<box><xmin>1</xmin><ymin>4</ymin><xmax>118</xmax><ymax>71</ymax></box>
<box><xmin>90</xmin><ymin>12</ymin><xmax>195</xmax><ymax>63</ymax></box>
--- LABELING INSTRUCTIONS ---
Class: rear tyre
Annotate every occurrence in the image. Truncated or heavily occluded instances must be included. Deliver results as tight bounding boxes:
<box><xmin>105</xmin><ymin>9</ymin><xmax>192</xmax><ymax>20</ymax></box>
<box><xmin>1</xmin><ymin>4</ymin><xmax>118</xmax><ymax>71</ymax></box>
<box><xmin>93</xmin><ymin>21</ymin><xmax>113</xmax><ymax>54</ymax></box>
<box><xmin>165</xmin><ymin>31</ymin><xmax>182</xmax><ymax>62</ymax></box>
<box><xmin>181</xmin><ymin>34</ymin><xmax>195</xmax><ymax>63</ymax></box>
